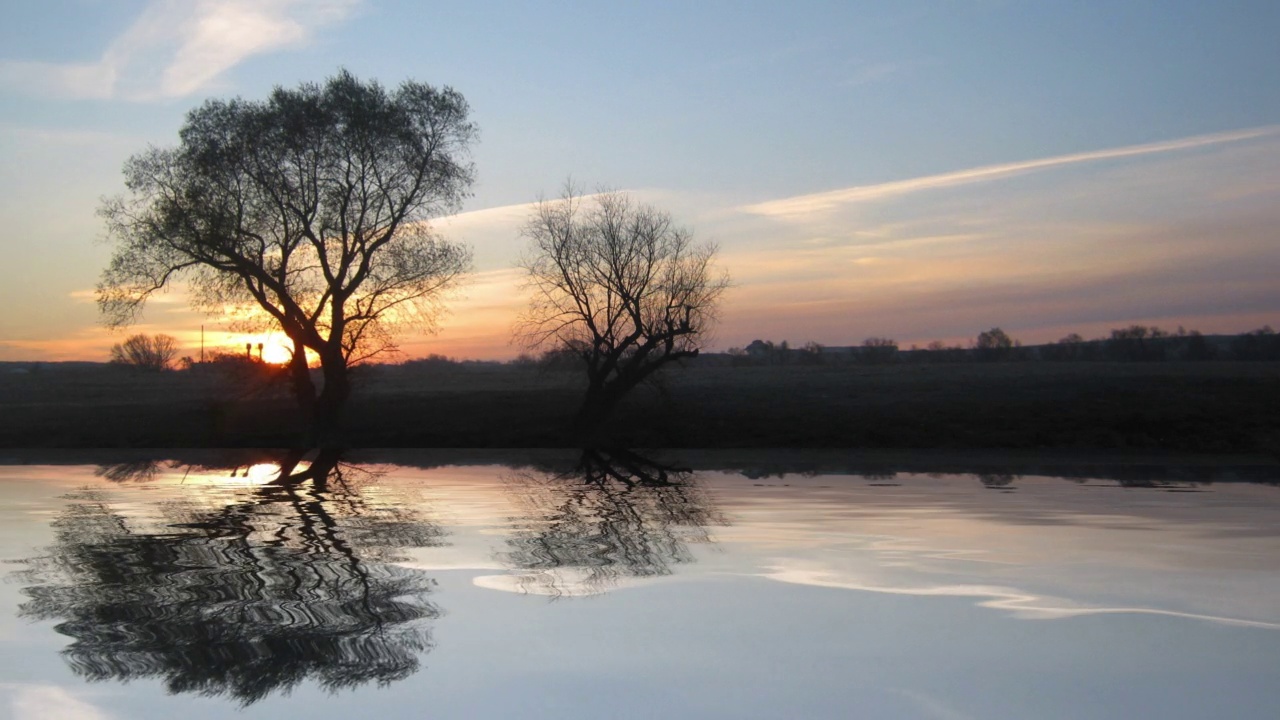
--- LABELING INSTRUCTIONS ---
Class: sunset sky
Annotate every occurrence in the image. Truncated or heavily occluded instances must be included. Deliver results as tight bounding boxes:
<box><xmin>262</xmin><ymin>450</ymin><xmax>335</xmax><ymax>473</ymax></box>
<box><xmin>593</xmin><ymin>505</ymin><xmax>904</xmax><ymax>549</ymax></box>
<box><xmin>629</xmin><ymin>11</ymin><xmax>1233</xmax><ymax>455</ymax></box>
<box><xmin>1</xmin><ymin>1</ymin><xmax>1278</xmax><ymax>362</ymax></box>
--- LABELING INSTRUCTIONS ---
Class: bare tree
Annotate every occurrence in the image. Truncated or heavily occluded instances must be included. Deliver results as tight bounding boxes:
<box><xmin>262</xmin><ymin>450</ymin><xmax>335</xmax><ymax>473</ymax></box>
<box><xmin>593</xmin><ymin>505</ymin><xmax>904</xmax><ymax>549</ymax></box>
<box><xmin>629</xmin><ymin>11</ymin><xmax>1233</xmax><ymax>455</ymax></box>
<box><xmin>18</xmin><ymin>453</ymin><xmax>443</xmax><ymax>706</ymax></box>
<box><xmin>860</xmin><ymin>336</ymin><xmax>898</xmax><ymax>365</ymax></box>
<box><xmin>975</xmin><ymin>327</ymin><xmax>1017</xmax><ymax>361</ymax></box>
<box><xmin>97</xmin><ymin>70</ymin><xmax>476</xmax><ymax>442</ymax></box>
<box><xmin>516</xmin><ymin>188</ymin><xmax>729</xmax><ymax>430</ymax></box>
<box><xmin>500</xmin><ymin>449</ymin><xmax>725</xmax><ymax>596</ymax></box>
<box><xmin>798</xmin><ymin>341</ymin><xmax>826</xmax><ymax>365</ymax></box>
<box><xmin>108</xmin><ymin>333</ymin><xmax>178</xmax><ymax>371</ymax></box>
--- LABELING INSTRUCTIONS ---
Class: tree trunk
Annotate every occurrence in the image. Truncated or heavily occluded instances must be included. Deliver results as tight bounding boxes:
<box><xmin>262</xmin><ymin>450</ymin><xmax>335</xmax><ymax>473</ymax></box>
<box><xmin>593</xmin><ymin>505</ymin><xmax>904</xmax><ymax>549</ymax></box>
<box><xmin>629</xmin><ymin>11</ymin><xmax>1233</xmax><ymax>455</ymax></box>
<box><xmin>286</xmin><ymin>339</ymin><xmax>316</xmax><ymax>418</ymax></box>
<box><xmin>572</xmin><ymin>378</ymin><xmax>630</xmax><ymax>439</ymax></box>
<box><xmin>310</xmin><ymin>353</ymin><xmax>351</xmax><ymax>447</ymax></box>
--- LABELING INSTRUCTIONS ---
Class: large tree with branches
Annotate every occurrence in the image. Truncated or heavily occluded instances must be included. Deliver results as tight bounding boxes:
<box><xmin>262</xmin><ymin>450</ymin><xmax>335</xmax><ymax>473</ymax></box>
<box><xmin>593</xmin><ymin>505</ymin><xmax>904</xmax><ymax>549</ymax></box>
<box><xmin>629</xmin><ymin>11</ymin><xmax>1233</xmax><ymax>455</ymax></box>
<box><xmin>98</xmin><ymin>70</ymin><xmax>476</xmax><ymax>442</ymax></box>
<box><xmin>517</xmin><ymin>188</ymin><xmax>729</xmax><ymax>431</ymax></box>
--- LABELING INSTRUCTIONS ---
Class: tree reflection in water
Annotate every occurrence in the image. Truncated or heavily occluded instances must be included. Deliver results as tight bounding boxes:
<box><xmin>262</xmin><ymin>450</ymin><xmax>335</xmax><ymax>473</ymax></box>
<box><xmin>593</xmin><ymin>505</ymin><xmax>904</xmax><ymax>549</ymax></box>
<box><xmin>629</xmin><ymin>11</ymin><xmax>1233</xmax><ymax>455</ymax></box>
<box><xmin>16</xmin><ymin>449</ymin><xmax>445</xmax><ymax>705</ymax></box>
<box><xmin>501</xmin><ymin>448</ymin><xmax>727</xmax><ymax>596</ymax></box>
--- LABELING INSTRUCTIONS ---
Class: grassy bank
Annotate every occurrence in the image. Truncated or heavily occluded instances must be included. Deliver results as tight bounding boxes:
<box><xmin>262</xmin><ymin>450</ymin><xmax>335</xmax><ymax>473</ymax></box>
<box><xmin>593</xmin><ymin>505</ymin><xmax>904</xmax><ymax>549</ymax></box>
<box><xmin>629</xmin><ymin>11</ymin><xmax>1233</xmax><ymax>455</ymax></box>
<box><xmin>1</xmin><ymin>361</ymin><xmax>1277</xmax><ymax>451</ymax></box>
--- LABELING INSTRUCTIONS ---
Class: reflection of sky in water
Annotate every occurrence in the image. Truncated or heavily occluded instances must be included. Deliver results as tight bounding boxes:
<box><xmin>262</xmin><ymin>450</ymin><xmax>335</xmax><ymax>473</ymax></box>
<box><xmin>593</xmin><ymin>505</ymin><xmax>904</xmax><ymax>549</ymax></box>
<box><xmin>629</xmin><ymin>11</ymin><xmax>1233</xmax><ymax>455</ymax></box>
<box><xmin>1</xmin><ymin>460</ymin><xmax>1278</xmax><ymax>720</ymax></box>
<box><xmin>710</xmin><ymin>472</ymin><xmax>1280</xmax><ymax>628</ymax></box>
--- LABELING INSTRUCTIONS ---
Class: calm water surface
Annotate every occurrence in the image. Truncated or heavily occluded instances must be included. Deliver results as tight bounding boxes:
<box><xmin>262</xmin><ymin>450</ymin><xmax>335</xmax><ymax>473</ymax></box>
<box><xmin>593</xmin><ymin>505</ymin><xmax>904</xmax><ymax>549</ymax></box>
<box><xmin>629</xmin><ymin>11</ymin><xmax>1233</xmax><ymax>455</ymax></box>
<box><xmin>1</xmin><ymin>451</ymin><xmax>1278</xmax><ymax>719</ymax></box>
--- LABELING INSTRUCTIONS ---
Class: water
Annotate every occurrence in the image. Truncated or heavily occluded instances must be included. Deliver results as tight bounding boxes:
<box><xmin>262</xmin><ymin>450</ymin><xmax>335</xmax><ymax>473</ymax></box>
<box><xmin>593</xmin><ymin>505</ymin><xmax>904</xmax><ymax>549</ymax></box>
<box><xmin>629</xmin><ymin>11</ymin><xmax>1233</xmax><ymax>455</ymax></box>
<box><xmin>1</xmin><ymin>451</ymin><xmax>1278</xmax><ymax>719</ymax></box>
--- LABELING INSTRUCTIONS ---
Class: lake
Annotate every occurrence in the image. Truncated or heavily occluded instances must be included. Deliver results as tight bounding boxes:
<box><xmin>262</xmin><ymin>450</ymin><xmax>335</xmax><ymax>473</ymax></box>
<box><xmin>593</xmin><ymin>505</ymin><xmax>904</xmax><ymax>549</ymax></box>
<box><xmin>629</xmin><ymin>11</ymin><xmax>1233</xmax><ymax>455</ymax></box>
<box><xmin>1</xmin><ymin>450</ymin><xmax>1278</xmax><ymax>719</ymax></box>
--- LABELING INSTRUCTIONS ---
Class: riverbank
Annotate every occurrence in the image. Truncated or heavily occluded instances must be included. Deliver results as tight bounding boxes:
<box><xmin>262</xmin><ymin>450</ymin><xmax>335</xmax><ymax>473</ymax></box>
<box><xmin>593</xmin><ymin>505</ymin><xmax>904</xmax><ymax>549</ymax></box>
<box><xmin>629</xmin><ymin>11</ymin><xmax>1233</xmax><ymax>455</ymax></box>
<box><xmin>1</xmin><ymin>361</ymin><xmax>1277</xmax><ymax>452</ymax></box>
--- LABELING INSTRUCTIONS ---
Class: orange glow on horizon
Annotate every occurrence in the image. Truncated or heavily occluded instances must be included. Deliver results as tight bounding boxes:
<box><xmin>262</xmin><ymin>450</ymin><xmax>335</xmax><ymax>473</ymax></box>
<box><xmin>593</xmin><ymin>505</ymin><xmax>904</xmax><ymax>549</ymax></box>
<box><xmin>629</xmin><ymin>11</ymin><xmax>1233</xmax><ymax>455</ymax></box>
<box><xmin>259</xmin><ymin>341</ymin><xmax>294</xmax><ymax>365</ymax></box>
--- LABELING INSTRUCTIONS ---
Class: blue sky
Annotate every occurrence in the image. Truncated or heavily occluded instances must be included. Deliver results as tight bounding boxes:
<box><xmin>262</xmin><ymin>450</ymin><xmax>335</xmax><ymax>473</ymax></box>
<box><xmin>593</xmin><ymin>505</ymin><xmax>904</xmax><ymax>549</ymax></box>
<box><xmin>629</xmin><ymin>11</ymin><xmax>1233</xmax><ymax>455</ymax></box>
<box><xmin>1</xmin><ymin>0</ymin><xmax>1277</xmax><ymax>360</ymax></box>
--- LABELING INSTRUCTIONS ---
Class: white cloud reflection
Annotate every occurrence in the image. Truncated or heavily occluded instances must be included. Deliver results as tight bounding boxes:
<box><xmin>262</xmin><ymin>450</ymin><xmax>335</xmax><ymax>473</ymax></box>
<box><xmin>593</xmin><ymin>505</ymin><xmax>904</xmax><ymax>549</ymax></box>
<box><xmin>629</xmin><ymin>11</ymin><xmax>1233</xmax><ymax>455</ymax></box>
<box><xmin>6</xmin><ymin>684</ymin><xmax>113</xmax><ymax>720</ymax></box>
<box><xmin>762</xmin><ymin>567</ymin><xmax>1280</xmax><ymax>630</ymax></box>
<box><xmin>713</xmin><ymin>473</ymin><xmax>1280</xmax><ymax>631</ymax></box>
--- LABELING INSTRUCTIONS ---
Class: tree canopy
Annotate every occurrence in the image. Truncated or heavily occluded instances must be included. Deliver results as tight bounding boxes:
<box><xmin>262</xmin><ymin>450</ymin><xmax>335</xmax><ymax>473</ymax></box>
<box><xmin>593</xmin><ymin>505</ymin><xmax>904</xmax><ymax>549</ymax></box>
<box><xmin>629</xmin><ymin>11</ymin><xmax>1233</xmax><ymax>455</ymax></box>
<box><xmin>17</xmin><ymin>453</ymin><xmax>444</xmax><ymax>705</ymax></box>
<box><xmin>97</xmin><ymin>70</ymin><xmax>476</xmax><ymax>440</ymax></box>
<box><xmin>108</xmin><ymin>333</ymin><xmax>178</xmax><ymax>371</ymax></box>
<box><xmin>517</xmin><ymin>188</ymin><xmax>729</xmax><ymax>430</ymax></box>
<box><xmin>501</xmin><ymin>449</ymin><xmax>724</xmax><ymax>596</ymax></box>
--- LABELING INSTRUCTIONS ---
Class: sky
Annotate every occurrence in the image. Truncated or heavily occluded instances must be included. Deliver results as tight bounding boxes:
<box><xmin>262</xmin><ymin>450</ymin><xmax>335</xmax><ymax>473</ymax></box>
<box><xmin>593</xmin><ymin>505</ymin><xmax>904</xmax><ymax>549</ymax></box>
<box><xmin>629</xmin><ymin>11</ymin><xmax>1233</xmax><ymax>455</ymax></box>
<box><xmin>0</xmin><ymin>0</ymin><xmax>1278</xmax><ymax>362</ymax></box>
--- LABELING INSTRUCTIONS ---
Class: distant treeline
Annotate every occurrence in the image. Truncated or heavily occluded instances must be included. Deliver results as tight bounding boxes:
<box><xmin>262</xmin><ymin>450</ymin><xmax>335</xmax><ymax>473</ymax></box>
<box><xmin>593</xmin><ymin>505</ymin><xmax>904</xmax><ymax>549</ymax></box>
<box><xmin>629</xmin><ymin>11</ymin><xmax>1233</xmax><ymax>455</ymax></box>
<box><xmin>710</xmin><ymin>325</ymin><xmax>1280</xmax><ymax>366</ymax></box>
<box><xmin>441</xmin><ymin>324</ymin><xmax>1280</xmax><ymax>369</ymax></box>
<box><xmin>63</xmin><ymin>323</ymin><xmax>1279</xmax><ymax>377</ymax></box>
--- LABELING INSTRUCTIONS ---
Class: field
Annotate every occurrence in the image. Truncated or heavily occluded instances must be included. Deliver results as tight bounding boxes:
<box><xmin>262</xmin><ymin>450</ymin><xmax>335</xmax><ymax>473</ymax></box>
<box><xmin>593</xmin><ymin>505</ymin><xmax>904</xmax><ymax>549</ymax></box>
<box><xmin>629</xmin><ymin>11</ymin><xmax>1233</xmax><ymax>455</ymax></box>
<box><xmin>1</xmin><ymin>360</ymin><xmax>1278</xmax><ymax>453</ymax></box>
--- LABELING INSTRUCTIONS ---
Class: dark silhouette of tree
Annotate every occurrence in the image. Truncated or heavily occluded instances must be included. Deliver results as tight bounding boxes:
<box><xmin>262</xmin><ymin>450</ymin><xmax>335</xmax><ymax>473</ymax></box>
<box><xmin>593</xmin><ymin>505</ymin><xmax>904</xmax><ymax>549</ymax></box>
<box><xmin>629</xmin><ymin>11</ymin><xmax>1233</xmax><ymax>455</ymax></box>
<box><xmin>92</xmin><ymin>459</ymin><xmax>171</xmax><ymax>483</ymax></box>
<box><xmin>1041</xmin><ymin>332</ymin><xmax>1091</xmax><ymax>361</ymax></box>
<box><xmin>108</xmin><ymin>333</ymin><xmax>179</xmax><ymax>371</ymax></box>
<box><xmin>1105</xmin><ymin>325</ymin><xmax>1169</xmax><ymax>361</ymax></box>
<box><xmin>797</xmin><ymin>341</ymin><xmax>826</xmax><ymax>365</ymax></box>
<box><xmin>16</xmin><ymin>451</ymin><xmax>445</xmax><ymax>706</ymax></box>
<box><xmin>859</xmin><ymin>336</ymin><xmax>898</xmax><ymax>365</ymax></box>
<box><xmin>1183</xmin><ymin>330</ymin><xmax>1215</xmax><ymax>361</ymax></box>
<box><xmin>516</xmin><ymin>187</ymin><xmax>729</xmax><ymax>432</ymax></box>
<box><xmin>1232</xmin><ymin>326</ymin><xmax>1280</xmax><ymax>361</ymax></box>
<box><xmin>977</xmin><ymin>472</ymin><xmax>1018</xmax><ymax>489</ymax></box>
<box><xmin>501</xmin><ymin>449</ymin><xmax>726</xmax><ymax>596</ymax></box>
<box><xmin>97</xmin><ymin>70</ymin><xmax>476</xmax><ymax>443</ymax></box>
<box><xmin>974</xmin><ymin>327</ymin><xmax>1016</xmax><ymax>361</ymax></box>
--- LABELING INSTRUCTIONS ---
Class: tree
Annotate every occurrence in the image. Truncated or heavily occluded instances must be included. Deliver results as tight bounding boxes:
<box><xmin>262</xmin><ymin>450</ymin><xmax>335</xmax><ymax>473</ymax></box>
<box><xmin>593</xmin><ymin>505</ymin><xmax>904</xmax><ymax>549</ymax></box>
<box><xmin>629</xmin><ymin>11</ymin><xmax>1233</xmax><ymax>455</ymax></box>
<box><xmin>1231</xmin><ymin>325</ymin><xmax>1280</xmax><ymax>361</ymax></box>
<box><xmin>1183</xmin><ymin>330</ymin><xmax>1215</xmax><ymax>361</ymax></box>
<box><xmin>108</xmin><ymin>333</ymin><xmax>178</xmax><ymax>371</ymax></box>
<box><xmin>798</xmin><ymin>341</ymin><xmax>826</xmax><ymax>365</ymax></box>
<box><xmin>516</xmin><ymin>188</ymin><xmax>729</xmax><ymax>431</ymax></box>
<box><xmin>975</xmin><ymin>327</ymin><xmax>1015</xmax><ymax>361</ymax></box>
<box><xmin>97</xmin><ymin>70</ymin><xmax>476</xmax><ymax>442</ymax></box>
<box><xmin>859</xmin><ymin>336</ymin><xmax>898</xmax><ymax>365</ymax></box>
<box><xmin>1041</xmin><ymin>332</ymin><xmax>1086</xmax><ymax>362</ymax></box>
<box><xmin>501</xmin><ymin>449</ymin><xmax>724</xmax><ymax>596</ymax></box>
<box><xmin>18</xmin><ymin>452</ymin><xmax>444</xmax><ymax>705</ymax></box>
<box><xmin>1105</xmin><ymin>325</ymin><xmax>1168</xmax><ymax>361</ymax></box>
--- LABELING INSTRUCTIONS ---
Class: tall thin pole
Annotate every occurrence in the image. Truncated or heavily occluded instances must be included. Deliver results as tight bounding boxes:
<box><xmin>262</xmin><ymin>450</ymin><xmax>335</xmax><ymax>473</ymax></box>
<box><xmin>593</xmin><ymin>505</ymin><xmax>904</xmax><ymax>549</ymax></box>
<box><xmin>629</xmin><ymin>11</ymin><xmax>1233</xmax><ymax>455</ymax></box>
<box><xmin>200</xmin><ymin>325</ymin><xmax>205</xmax><ymax>363</ymax></box>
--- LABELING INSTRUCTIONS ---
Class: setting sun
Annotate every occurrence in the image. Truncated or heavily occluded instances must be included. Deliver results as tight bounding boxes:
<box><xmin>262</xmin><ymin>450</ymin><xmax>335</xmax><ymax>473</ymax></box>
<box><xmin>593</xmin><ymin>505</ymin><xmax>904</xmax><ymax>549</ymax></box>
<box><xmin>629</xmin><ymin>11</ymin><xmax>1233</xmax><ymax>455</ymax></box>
<box><xmin>227</xmin><ymin>334</ymin><xmax>304</xmax><ymax>366</ymax></box>
<box><xmin>260</xmin><ymin>340</ymin><xmax>294</xmax><ymax>365</ymax></box>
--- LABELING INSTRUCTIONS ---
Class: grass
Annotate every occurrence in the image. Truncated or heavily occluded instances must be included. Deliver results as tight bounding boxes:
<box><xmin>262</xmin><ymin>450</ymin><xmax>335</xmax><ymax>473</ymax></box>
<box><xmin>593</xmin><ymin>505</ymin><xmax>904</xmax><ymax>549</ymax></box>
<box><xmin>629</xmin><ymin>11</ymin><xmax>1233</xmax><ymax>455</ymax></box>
<box><xmin>1</xmin><ymin>360</ymin><xmax>1277</xmax><ymax>452</ymax></box>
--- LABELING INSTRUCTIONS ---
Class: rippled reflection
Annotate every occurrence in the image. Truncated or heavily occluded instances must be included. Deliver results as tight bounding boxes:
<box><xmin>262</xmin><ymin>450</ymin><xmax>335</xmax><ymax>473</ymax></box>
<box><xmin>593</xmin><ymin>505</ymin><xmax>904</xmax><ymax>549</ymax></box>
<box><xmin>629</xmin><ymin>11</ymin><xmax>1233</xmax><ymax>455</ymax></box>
<box><xmin>500</xmin><ymin>448</ymin><xmax>727</xmax><ymax>596</ymax></box>
<box><xmin>16</xmin><ymin>450</ymin><xmax>444</xmax><ymax>705</ymax></box>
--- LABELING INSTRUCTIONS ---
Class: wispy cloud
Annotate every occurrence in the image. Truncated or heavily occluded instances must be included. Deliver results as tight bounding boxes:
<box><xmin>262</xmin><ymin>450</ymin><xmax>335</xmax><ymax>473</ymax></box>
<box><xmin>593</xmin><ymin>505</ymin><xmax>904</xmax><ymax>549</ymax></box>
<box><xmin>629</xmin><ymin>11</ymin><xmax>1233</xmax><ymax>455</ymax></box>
<box><xmin>763</xmin><ymin>568</ymin><xmax>1280</xmax><ymax>629</ymax></box>
<box><xmin>0</xmin><ymin>0</ymin><xmax>361</xmax><ymax>101</ymax></box>
<box><xmin>68</xmin><ymin>288</ymin><xmax>181</xmax><ymax>305</ymax></box>
<box><xmin>5</xmin><ymin>684</ymin><xmax>114</xmax><ymax>720</ymax></box>
<box><xmin>742</xmin><ymin>126</ymin><xmax>1280</xmax><ymax>218</ymax></box>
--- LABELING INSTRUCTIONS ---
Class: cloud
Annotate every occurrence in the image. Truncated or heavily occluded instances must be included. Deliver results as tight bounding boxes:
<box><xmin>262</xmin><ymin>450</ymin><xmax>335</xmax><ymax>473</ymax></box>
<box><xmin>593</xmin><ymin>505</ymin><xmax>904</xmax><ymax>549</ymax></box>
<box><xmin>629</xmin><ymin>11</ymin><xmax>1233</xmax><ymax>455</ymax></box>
<box><xmin>68</xmin><ymin>288</ymin><xmax>181</xmax><ymax>305</ymax></box>
<box><xmin>706</xmin><ymin>132</ymin><xmax>1280</xmax><ymax>348</ymax></box>
<box><xmin>0</xmin><ymin>0</ymin><xmax>361</xmax><ymax>101</ymax></box>
<box><xmin>6</xmin><ymin>685</ymin><xmax>113</xmax><ymax>720</ymax></box>
<box><xmin>741</xmin><ymin>126</ymin><xmax>1280</xmax><ymax>219</ymax></box>
<box><xmin>762</xmin><ymin>567</ymin><xmax>1280</xmax><ymax>629</ymax></box>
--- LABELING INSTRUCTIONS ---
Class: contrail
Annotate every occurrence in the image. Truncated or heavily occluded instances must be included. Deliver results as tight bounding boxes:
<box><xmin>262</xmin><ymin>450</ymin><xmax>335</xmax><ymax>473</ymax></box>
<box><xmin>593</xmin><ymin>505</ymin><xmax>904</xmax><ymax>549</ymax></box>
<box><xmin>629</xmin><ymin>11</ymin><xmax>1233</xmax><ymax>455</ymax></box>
<box><xmin>742</xmin><ymin>125</ymin><xmax>1280</xmax><ymax>218</ymax></box>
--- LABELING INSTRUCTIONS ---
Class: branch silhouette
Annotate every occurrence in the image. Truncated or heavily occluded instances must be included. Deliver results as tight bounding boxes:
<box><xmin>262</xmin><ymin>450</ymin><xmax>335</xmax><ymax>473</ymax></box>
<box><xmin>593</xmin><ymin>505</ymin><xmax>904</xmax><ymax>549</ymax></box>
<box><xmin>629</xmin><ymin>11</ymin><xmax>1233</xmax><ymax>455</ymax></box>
<box><xmin>17</xmin><ymin>452</ymin><xmax>445</xmax><ymax>705</ymax></box>
<box><xmin>500</xmin><ymin>449</ymin><xmax>727</xmax><ymax>596</ymax></box>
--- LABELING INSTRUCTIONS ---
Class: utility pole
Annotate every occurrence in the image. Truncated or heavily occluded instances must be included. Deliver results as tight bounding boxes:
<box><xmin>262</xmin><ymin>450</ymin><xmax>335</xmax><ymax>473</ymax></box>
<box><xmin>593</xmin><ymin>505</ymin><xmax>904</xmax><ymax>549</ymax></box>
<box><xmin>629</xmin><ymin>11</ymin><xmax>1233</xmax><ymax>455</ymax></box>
<box><xmin>200</xmin><ymin>325</ymin><xmax>205</xmax><ymax>363</ymax></box>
